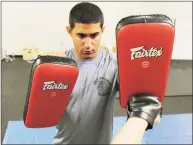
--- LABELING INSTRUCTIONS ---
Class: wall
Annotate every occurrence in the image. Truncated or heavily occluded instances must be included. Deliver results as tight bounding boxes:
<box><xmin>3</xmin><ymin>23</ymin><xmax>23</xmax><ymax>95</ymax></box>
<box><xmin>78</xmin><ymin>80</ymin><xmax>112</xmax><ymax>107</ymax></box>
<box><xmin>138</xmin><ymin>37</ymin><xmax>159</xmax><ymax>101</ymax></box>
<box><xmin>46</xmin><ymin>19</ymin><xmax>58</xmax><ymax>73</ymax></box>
<box><xmin>2</xmin><ymin>2</ymin><xmax>192</xmax><ymax>60</ymax></box>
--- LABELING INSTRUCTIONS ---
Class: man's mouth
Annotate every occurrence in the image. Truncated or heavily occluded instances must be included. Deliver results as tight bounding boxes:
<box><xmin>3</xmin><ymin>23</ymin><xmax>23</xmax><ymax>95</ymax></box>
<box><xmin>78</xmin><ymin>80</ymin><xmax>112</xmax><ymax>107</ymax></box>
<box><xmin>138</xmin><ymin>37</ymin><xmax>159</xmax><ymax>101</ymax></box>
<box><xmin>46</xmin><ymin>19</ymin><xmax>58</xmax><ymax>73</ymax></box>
<box><xmin>83</xmin><ymin>51</ymin><xmax>94</xmax><ymax>55</ymax></box>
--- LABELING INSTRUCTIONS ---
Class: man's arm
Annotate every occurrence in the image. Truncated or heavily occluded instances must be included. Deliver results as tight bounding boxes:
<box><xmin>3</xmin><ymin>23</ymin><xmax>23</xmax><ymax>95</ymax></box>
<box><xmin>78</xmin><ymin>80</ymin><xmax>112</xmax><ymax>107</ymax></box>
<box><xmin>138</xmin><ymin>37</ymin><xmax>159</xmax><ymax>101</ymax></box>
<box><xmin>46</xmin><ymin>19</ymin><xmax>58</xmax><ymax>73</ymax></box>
<box><xmin>111</xmin><ymin>95</ymin><xmax>162</xmax><ymax>144</ymax></box>
<box><xmin>111</xmin><ymin>117</ymin><xmax>148</xmax><ymax>144</ymax></box>
<box><xmin>111</xmin><ymin>115</ymin><xmax>160</xmax><ymax>144</ymax></box>
<box><xmin>115</xmin><ymin>70</ymin><xmax>120</xmax><ymax>92</ymax></box>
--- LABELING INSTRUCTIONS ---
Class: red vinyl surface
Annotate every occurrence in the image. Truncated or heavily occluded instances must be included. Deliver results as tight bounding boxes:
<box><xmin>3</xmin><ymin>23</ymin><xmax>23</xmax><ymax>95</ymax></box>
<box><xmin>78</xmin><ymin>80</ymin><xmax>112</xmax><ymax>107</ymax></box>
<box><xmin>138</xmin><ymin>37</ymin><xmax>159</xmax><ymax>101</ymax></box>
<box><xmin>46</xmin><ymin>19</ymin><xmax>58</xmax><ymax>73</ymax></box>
<box><xmin>24</xmin><ymin>63</ymin><xmax>79</xmax><ymax>128</ymax></box>
<box><xmin>117</xmin><ymin>23</ymin><xmax>175</xmax><ymax>108</ymax></box>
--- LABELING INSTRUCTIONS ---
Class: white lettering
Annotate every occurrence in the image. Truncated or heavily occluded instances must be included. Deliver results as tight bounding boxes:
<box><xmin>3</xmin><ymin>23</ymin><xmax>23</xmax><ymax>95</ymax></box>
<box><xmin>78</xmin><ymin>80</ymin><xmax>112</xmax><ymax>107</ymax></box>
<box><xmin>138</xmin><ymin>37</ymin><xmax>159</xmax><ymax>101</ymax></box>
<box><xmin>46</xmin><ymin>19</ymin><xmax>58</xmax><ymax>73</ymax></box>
<box><xmin>43</xmin><ymin>81</ymin><xmax>69</xmax><ymax>90</ymax></box>
<box><xmin>130</xmin><ymin>46</ymin><xmax>163</xmax><ymax>60</ymax></box>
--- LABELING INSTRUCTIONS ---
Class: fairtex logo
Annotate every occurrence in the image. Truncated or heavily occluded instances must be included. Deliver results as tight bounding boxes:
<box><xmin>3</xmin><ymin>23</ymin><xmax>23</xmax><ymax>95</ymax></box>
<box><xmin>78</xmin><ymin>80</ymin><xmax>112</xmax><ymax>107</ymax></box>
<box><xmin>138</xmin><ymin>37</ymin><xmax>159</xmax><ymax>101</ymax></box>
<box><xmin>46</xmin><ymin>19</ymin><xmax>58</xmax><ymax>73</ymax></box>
<box><xmin>43</xmin><ymin>81</ymin><xmax>69</xmax><ymax>90</ymax></box>
<box><xmin>130</xmin><ymin>46</ymin><xmax>163</xmax><ymax>60</ymax></box>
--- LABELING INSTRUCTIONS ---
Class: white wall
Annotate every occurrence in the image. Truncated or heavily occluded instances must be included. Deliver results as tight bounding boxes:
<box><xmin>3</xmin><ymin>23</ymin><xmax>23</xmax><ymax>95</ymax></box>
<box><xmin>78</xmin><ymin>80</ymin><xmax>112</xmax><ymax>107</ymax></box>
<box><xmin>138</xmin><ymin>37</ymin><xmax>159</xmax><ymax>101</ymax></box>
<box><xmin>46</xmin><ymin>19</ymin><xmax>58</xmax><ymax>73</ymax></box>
<box><xmin>2</xmin><ymin>2</ymin><xmax>192</xmax><ymax>60</ymax></box>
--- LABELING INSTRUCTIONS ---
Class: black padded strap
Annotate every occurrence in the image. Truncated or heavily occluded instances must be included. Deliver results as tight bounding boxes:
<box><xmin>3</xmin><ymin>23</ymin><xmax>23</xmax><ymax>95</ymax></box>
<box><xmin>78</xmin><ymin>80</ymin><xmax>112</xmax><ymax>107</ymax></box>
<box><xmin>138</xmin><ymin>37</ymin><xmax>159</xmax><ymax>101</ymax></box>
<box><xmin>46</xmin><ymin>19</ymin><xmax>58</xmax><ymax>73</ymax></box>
<box><xmin>116</xmin><ymin>14</ymin><xmax>174</xmax><ymax>33</ymax></box>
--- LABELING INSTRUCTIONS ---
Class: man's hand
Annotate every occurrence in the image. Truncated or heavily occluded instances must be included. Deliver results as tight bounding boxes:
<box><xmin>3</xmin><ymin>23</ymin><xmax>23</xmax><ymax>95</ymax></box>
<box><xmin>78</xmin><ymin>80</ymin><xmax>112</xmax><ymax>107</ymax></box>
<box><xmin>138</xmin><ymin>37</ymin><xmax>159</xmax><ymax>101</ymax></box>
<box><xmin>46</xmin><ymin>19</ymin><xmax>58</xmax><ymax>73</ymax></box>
<box><xmin>111</xmin><ymin>112</ymin><xmax>161</xmax><ymax>144</ymax></box>
<box><xmin>127</xmin><ymin>95</ymin><xmax>162</xmax><ymax>130</ymax></box>
<box><xmin>154</xmin><ymin>114</ymin><xmax>161</xmax><ymax>124</ymax></box>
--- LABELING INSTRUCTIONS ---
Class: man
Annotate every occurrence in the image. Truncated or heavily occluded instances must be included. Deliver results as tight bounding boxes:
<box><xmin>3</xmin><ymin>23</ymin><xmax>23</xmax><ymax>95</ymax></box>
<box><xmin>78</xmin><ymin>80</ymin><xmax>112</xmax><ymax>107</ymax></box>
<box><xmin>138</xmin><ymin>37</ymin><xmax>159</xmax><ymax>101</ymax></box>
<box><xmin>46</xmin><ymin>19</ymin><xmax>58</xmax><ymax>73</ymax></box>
<box><xmin>53</xmin><ymin>2</ymin><xmax>118</xmax><ymax>144</ymax></box>
<box><xmin>53</xmin><ymin>2</ymin><xmax>161</xmax><ymax>144</ymax></box>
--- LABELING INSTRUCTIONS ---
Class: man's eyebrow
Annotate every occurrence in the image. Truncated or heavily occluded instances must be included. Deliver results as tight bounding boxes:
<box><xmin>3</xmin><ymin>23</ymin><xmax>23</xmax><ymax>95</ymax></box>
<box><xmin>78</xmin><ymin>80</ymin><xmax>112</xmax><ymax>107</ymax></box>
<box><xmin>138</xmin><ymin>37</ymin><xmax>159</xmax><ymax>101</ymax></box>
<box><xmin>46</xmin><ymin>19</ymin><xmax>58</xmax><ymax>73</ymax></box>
<box><xmin>76</xmin><ymin>32</ymin><xmax>99</xmax><ymax>35</ymax></box>
<box><xmin>76</xmin><ymin>33</ymin><xmax>86</xmax><ymax>35</ymax></box>
<box><xmin>91</xmin><ymin>32</ymin><xmax>99</xmax><ymax>35</ymax></box>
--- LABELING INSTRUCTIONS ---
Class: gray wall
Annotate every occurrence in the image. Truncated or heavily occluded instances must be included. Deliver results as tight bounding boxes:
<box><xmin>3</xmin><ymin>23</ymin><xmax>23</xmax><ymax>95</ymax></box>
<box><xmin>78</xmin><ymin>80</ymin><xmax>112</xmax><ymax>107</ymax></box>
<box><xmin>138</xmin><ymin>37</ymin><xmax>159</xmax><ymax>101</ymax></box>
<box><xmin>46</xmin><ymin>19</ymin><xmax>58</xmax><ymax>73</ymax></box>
<box><xmin>165</xmin><ymin>60</ymin><xmax>192</xmax><ymax>96</ymax></box>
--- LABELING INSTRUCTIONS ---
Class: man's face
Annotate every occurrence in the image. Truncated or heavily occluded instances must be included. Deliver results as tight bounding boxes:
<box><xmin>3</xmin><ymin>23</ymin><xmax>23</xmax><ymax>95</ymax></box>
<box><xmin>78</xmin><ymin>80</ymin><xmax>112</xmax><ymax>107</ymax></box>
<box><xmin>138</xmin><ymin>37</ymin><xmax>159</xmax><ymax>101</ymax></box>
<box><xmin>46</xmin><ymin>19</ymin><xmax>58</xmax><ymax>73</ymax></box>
<box><xmin>67</xmin><ymin>23</ymin><xmax>104</xmax><ymax>60</ymax></box>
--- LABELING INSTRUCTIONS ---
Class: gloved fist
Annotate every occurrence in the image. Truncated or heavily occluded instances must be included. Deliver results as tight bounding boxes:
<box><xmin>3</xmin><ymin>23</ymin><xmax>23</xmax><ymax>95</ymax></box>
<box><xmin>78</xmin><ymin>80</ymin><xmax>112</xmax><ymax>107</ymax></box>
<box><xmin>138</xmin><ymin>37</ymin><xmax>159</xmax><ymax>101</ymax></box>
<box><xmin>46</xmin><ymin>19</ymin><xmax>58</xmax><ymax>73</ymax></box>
<box><xmin>127</xmin><ymin>95</ymin><xmax>162</xmax><ymax>130</ymax></box>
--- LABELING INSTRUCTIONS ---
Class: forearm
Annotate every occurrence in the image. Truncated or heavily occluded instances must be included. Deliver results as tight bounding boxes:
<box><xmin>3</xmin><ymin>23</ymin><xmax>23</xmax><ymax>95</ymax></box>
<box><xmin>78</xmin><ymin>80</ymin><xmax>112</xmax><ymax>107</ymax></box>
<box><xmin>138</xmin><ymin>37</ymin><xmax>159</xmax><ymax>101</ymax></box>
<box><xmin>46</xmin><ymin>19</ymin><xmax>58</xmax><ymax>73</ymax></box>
<box><xmin>111</xmin><ymin>117</ymin><xmax>148</xmax><ymax>144</ymax></box>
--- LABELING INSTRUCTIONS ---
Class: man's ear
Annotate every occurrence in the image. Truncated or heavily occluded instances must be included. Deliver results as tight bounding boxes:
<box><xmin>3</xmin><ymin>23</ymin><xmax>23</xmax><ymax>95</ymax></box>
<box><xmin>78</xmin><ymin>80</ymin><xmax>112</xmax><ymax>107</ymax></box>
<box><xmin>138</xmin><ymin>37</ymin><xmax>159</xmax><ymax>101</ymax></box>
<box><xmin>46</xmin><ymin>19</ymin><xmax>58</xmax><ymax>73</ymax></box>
<box><xmin>66</xmin><ymin>26</ymin><xmax>72</xmax><ymax>36</ymax></box>
<box><xmin>101</xmin><ymin>26</ymin><xmax>105</xmax><ymax>33</ymax></box>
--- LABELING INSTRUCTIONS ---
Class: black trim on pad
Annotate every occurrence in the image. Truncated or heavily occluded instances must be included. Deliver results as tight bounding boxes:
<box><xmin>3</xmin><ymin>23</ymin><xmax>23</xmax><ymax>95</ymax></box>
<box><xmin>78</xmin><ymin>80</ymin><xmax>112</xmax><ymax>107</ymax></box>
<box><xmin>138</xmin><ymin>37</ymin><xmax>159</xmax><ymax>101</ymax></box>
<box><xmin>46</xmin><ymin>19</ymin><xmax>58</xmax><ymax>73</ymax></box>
<box><xmin>116</xmin><ymin>14</ymin><xmax>174</xmax><ymax>33</ymax></box>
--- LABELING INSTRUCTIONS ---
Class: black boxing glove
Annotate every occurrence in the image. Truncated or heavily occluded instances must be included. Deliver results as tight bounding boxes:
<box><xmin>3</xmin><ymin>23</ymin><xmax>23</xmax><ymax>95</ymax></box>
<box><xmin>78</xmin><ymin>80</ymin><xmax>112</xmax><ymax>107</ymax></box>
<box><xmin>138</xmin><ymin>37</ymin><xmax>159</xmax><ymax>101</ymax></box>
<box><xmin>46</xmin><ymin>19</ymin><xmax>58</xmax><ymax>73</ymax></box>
<box><xmin>127</xmin><ymin>95</ymin><xmax>162</xmax><ymax>130</ymax></box>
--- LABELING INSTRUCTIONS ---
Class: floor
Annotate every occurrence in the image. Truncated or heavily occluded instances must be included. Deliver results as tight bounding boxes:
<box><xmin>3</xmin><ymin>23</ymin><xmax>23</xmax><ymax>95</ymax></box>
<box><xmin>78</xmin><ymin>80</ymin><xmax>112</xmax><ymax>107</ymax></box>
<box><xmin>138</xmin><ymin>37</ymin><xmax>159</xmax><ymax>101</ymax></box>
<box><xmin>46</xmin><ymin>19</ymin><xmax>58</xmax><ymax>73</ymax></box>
<box><xmin>1</xmin><ymin>58</ymin><xmax>192</xmax><ymax>143</ymax></box>
<box><xmin>2</xmin><ymin>114</ymin><xmax>192</xmax><ymax>144</ymax></box>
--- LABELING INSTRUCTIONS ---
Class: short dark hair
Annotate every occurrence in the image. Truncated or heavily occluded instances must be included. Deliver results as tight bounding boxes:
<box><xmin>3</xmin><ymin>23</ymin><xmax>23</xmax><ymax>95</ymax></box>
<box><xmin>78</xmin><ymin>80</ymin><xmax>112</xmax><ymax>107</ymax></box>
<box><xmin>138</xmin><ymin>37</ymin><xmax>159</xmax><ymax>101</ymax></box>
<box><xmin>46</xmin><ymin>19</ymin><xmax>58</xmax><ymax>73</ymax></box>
<box><xmin>69</xmin><ymin>2</ymin><xmax>104</xmax><ymax>29</ymax></box>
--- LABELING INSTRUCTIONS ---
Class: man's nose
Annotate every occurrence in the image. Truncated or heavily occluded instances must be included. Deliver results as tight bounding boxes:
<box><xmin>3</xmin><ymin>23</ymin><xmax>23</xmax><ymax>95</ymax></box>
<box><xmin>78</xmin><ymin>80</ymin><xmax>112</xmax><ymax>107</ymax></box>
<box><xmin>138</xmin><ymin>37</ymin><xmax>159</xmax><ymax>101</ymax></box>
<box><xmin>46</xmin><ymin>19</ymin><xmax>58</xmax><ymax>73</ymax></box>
<box><xmin>84</xmin><ymin>37</ymin><xmax>92</xmax><ymax>48</ymax></box>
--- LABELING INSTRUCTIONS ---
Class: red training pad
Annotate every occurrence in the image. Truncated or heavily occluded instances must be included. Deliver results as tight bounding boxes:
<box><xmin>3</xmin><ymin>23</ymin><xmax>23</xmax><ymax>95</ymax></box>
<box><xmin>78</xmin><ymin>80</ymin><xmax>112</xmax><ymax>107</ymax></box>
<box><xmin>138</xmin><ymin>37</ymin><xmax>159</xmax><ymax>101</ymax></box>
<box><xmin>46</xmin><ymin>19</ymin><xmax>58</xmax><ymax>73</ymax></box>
<box><xmin>116</xmin><ymin>14</ymin><xmax>175</xmax><ymax>108</ymax></box>
<box><xmin>23</xmin><ymin>56</ymin><xmax>79</xmax><ymax>128</ymax></box>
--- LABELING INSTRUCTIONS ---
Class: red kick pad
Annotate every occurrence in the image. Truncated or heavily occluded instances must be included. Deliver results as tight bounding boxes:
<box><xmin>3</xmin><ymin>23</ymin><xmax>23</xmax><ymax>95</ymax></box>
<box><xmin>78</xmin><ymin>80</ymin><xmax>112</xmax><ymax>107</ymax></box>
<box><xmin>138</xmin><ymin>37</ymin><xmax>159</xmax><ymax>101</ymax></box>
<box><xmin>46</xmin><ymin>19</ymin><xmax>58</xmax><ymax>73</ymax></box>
<box><xmin>23</xmin><ymin>56</ymin><xmax>79</xmax><ymax>128</ymax></box>
<box><xmin>116</xmin><ymin>14</ymin><xmax>175</xmax><ymax>108</ymax></box>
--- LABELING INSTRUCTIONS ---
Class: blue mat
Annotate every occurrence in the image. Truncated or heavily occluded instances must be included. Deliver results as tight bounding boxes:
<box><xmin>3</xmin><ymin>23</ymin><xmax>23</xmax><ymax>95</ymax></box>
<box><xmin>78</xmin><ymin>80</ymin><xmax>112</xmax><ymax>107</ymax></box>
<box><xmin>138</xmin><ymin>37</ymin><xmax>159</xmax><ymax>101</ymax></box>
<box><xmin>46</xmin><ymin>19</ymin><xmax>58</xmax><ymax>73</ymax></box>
<box><xmin>3</xmin><ymin>114</ymin><xmax>192</xmax><ymax>144</ymax></box>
